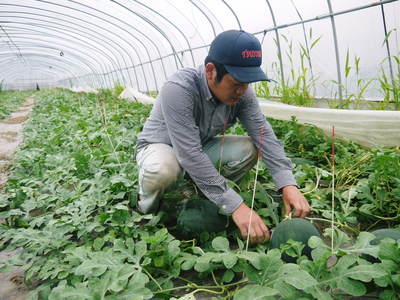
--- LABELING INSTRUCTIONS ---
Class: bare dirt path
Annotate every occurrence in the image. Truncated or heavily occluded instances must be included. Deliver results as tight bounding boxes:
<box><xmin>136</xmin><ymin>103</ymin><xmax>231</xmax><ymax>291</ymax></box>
<box><xmin>0</xmin><ymin>95</ymin><xmax>35</xmax><ymax>300</ymax></box>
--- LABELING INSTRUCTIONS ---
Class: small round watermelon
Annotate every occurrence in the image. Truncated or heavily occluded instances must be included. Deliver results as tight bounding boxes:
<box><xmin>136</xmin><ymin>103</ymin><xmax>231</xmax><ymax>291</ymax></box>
<box><xmin>363</xmin><ymin>228</ymin><xmax>400</xmax><ymax>263</ymax></box>
<box><xmin>176</xmin><ymin>198</ymin><xmax>229</xmax><ymax>238</ymax></box>
<box><xmin>270</xmin><ymin>218</ymin><xmax>321</xmax><ymax>263</ymax></box>
<box><xmin>370</xmin><ymin>228</ymin><xmax>400</xmax><ymax>245</ymax></box>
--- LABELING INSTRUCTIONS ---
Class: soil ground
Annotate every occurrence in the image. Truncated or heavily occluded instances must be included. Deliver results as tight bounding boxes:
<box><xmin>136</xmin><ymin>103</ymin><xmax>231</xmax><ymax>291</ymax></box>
<box><xmin>0</xmin><ymin>95</ymin><xmax>35</xmax><ymax>300</ymax></box>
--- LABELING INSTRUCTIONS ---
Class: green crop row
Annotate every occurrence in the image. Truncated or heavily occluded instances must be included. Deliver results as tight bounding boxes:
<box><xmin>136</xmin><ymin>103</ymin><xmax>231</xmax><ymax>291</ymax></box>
<box><xmin>0</xmin><ymin>90</ymin><xmax>34</xmax><ymax>120</ymax></box>
<box><xmin>226</xmin><ymin>117</ymin><xmax>400</xmax><ymax>230</ymax></box>
<box><xmin>0</xmin><ymin>89</ymin><xmax>399</xmax><ymax>299</ymax></box>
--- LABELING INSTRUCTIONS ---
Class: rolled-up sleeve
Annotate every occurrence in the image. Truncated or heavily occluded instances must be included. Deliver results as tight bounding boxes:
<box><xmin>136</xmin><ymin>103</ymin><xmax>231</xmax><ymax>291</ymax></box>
<box><xmin>160</xmin><ymin>82</ymin><xmax>243</xmax><ymax>213</ymax></box>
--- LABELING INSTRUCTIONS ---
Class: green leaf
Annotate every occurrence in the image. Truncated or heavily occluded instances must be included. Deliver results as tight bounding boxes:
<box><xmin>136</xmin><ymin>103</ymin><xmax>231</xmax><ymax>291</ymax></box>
<box><xmin>334</xmin><ymin>254</ymin><xmax>358</xmax><ymax>273</ymax></box>
<box><xmin>113</xmin><ymin>203</ymin><xmax>129</xmax><ymax>210</ymax></box>
<box><xmin>142</xmin><ymin>228</ymin><xmax>168</xmax><ymax>245</ymax></box>
<box><xmin>74</xmin><ymin>251</ymin><xmax>124</xmax><ymax>278</ymax></box>
<box><xmin>168</xmin><ymin>240</ymin><xmax>181</xmax><ymax>261</ymax></box>
<box><xmin>323</xmin><ymin>228</ymin><xmax>351</xmax><ymax>250</ymax></box>
<box><xmin>283</xmin><ymin>268</ymin><xmax>319</xmax><ymax>290</ymax></box>
<box><xmin>180</xmin><ymin>255</ymin><xmax>196</xmax><ymax>271</ymax></box>
<box><xmin>237</xmin><ymin>251</ymin><xmax>265</xmax><ymax>270</ymax></box>
<box><xmin>135</xmin><ymin>240</ymin><xmax>147</xmax><ymax>259</ymax></box>
<box><xmin>93</xmin><ymin>237</ymin><xmax>105</xmax><ymax>251</ymax></box>
<box><xmin>378</xmin><ymin>290</ymin><xmax>398</xmax><ymax>300</ymax></box>
<box><xmin>109</xmin><ymin>286</ymin><xmax>153</xmax><ymax>300</ymax></box>
<box><xmin>237</xmin><ymin>237</ymin><xmax>244</xmax><ymax>250</ymax></box>
<box><xmin>342</xmin><ymin>232</ymin><xmax>379</xmax><ymax>258</ymax></box>
<box><xmin>307</xmin><ymin>289</ymin><xmax>333</xmax><ymax>300</ymax></box>
<box><xmin>87</xmin><ymin>272</ymin><xmax>110</xmax><ymax>298</ymax></box>
<box><xmin>192</xmin><ymin>246</ymin><xmax>204</xmax><ymax>255</ymax></box>
<box><xmin>336</xmin><ymin>277</ymin><xmax>366</xmax><ymax>296</ymax></box>
<box><xmin>374</xmin><ymin>260</ymin><xmax>396</xmax><ymax>287</ymax></box>
<box><xmin>212</xmin><ymin>236</ymin><xmax>230</xmax><ymax>252</ymax></box>
<box><xmin>392</xmin><ymin>274</ymin><xmax>400</xmax><ymax>286</ymax></box>
<box><xmin>239</xmin><ymin>261</ymin><xmax>260</xmax><ymax>282</ymax></box>
<box><xmin>112</xmin><ymin>239</ymin><xmax>135</xmax><ymax>263</ymax></box>
<box><xmin>0</xmin><ymin>209</ymin><xmax>23</xmax><ymax>218</ymax></box>
<box><xmin>316</xmin><ymin>254</ymin><xmax>384</xmax><ymax>296</ymax></box>
<box><xmin>378</xmin><ymin>239</ymin><xmax>400</xmax><ymax>263</ymax></box>
<box><xmin>273</xmin><ymin>281</ymin><xmax>298</xmax><ymax>299</ymax></box>
<box><xmin>108</xmin><ymin>265</ymin><xmax>136</xmax><ymax>292</ymax></box>
<box><xmin>49</xmin><ymin>281</ymin><xmax>93</xmax><ymax>300</ymax></box>
<box><xmin>347</xmin><ymin>264</ymin><xmax>386</xmax><ymax>282</ymax></box>
<box><xmin>154</xmin><ymin>255</ymin><xmax>165</xmax><ymax>267</ymax></box>
<box><xmin>234</xmin><ymin>284</ymin><xmax>279</xmax><ymax>300</ymax></box>
<box><xmin>194</xmin><ymin>253</ymin><xmax>213</xmax><ymax>273</ymax></box>
<box><xmin>110</xmin><ymin>175</ymin><xmax>133</xmax><ymax>187</ymax></box>
<box><xmin>0</xmin><ymin>194</ymin><xmax>10</xmax><ymax>208</ymax></box>
<box><xmin>222</xmin><ymin>253</ymin><xmax>238</xmax><ymax>269</ymax></box>
<box><xmin>222</xmin><ymin>269</ymin><xmax>235</xmax><ymax>283</ymax></box>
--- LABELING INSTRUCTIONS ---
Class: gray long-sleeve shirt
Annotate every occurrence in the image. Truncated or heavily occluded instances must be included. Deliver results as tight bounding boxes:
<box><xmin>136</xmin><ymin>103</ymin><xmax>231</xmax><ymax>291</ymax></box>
<box><xmin>137</xmin><ymin>65</ymin><xmax>297</xmax><ymax>214</ymax></box>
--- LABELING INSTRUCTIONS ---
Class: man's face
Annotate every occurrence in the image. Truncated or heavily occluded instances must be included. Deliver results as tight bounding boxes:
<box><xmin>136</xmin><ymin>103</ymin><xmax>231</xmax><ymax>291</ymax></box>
<box><xmin>206</xmin><ymin>63</ymin><xmax>249</xmax><ymax>106</ymax></box>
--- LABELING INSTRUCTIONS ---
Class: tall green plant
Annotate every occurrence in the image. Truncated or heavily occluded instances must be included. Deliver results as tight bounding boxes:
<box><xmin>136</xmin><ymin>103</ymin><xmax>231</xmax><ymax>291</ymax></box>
<box><xmin>256</xmin><ymin>31</ymin><xmax>320</xmax><ymax>107</ymax></box>
<box><xmin>328</xmin><ymin>49</ymin><xmax>375</xmax><ymax>109</ymax></box>
<box><xmin>378</xmin><ymin>55</ymin><xmax>400</xmax><ymax>110</ymax></box>
<box><xmin>113</xmin><ymin>81</ymin><xmax>125</xmax><ymax>97</ymax></box>
<box><xmin>257</xmin><ymin>27</ymin><xmax>399</xmax><ymax>111</ymax></box>
<box><xmin>379</xmin><ymin>28</ymin><xmax>399</xmax><ymax>109</ymax></box>
<box><xmin>353</xmin><ymin>55</ymin><xmax>375</xmax><ymax>109</ymax></box>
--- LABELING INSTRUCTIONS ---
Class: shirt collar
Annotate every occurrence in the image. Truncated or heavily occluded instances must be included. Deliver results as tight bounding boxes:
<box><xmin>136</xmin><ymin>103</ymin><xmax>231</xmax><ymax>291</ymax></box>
<box><xmin>198</xmin><ymin>65</ymin><xmax>214</xmax><ymax>102</ymax></box>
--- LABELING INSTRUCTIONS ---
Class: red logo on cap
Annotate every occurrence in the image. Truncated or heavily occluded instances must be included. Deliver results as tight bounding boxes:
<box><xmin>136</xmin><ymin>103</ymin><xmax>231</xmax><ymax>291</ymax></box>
<box><xmin>241</xmin><ymin>49</ymin><xmax>262</xmax><ymax>58</ymax></box>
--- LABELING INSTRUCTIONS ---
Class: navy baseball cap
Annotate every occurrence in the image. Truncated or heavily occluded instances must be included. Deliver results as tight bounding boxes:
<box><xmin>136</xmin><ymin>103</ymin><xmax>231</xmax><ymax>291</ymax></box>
<box><xmin>208</xmin><ymin>30</ymin><xmax>269</xmax><ymax>83</ymax></box>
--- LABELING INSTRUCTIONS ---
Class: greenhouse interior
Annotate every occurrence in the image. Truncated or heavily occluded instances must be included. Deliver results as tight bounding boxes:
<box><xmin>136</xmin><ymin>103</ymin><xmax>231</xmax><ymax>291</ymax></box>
<box><xmin>0</xmin><ymin>0</ymin><xmax>400</xmax><ymax>299</ymax></box>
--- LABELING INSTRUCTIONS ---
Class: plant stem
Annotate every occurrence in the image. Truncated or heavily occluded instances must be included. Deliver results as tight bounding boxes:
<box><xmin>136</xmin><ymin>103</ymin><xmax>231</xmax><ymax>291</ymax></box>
<box><xmin>142</xmin><ymin>267</ymin><xmax>162</xmax><ymax>291</ymax></box>
<box><xmin>155</xmin><ymin>279</ymin><xmax>248</xmax><ymax>294</ymax></box>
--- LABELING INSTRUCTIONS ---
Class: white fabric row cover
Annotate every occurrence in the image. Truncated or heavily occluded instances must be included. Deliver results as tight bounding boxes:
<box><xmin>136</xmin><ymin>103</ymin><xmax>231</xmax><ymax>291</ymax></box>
<box><xmin>69</xmin><ymin>86</ymin><xmax>98</xmax><ymax>94</ymax></box>
<box><xmin>119</xmin><ymin>87</ymin><xmax>155</xmax><ymax>105</ymax></box>
<box><xmin>118</xmin><ymin>88</ymin><xmax>399</xmax><ymax>148</ymax></box>
<box><xmin>258</xmin><ymin>99</ymin><xmax>400</xmax><ymax>148</ymax></box>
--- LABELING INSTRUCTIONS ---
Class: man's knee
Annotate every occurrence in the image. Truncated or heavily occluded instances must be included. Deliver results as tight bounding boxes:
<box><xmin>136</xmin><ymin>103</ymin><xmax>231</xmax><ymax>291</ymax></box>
<box><xmin>241</xmin><ymin>137</ymin><xmax>258</xmax><ymax>162</ymax></box>
<box><xmin>226</xmin><ymin>136</ymin><xmax>257</xmax><ymax>166</ymax></box>
<box><xmin>137</xmin><ymin>144</ymin><xmax>183</xmax><ymax>213</ymax></box>
<box><xmin>218</xmin><ymin>136</ymin><xmax>258</xmax><ymax>183</ymax></box>
<box><xmin>141</xmin><ymin>159</ymin><xmax>181</xmax><ymax>192</ymax></box>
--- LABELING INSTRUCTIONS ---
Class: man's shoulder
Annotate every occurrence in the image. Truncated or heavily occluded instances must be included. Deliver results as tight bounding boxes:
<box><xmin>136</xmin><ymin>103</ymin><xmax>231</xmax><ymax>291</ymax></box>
<box><xmin>168</xmin><ymin>67</ymin><xmax>201</xmax><ymax>87</ymax></box>
<box><xmin>161</xmin><ymin>66</ymin><xmax>205</xmax><ymax>100</ymax></box>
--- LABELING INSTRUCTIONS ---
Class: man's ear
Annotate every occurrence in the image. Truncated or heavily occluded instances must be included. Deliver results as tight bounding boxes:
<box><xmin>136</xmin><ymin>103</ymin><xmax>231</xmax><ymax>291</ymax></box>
<box><xmin>205</xmin><ymin>62</ymin><xmax>215</xmax><ymax>80</ymax></box>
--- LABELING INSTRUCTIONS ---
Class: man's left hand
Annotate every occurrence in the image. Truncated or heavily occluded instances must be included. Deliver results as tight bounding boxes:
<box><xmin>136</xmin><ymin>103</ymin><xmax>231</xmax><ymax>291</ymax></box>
<box><xmin>281</xmin><ymin>185</ymin><xmax>311</xmax><ymax>218</ymax></box>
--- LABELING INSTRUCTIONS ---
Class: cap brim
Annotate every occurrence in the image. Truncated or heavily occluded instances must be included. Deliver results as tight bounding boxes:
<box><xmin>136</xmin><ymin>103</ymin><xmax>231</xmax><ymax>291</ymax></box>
<box><xmin>224</xmin><ymin>65</ymin><xmax>270</xmax><ymax>83</ymax></box>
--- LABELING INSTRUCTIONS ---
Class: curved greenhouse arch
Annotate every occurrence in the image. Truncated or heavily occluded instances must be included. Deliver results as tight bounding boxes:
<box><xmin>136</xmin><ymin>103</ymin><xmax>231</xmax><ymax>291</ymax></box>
<box><xmin>0</xmin><ymin>0</ymin><xmax>398</xmax><ymax>100</ymax></box>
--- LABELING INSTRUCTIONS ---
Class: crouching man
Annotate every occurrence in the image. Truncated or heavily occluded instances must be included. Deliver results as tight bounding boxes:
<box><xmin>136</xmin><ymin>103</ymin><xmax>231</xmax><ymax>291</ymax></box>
<box><xmin>136</xmin><ymin>29</ymin><xmax>310</xmax><ymax>243</ymax></box>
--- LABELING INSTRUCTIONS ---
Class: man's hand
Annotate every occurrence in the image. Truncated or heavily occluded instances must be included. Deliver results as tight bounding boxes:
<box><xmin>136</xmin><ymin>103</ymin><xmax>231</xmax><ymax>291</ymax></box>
<box><xmin>232</xmin><ymin>203</ymin><xmax>270</xmax><ymax>243</ymax></box>
<box><xmin>281</xmin><ymin>185</ymin><xmax>311</xmax><ymax>218</ymax></box>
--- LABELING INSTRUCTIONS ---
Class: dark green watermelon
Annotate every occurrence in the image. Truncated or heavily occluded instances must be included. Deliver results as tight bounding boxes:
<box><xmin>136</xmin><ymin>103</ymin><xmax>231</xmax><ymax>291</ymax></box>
<box><xmin>270</xmin><ymin>218</ymin><xmax>321</xmax><ymax>263</ymax></box>
<box><xmin>176</xmin><ymin>197</ymin><xmax>229</xmax><ymax>238</ymax></box>
<box><xmin>370</xmin><ymin>228</ymin><xmax>400</xmax><ymax>245</ymax></box>
<box><xmin>363</xmin><ymin>228</ymin><xmax>400</xmax><ymax>263</ymax></box>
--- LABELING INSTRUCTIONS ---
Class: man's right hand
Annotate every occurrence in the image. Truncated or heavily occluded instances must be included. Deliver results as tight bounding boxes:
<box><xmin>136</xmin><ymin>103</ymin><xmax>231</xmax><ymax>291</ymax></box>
<box><xmin>232</xmin><ymin>203</ymin><xmax>270</xmax><ymax>244</ymax></box>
